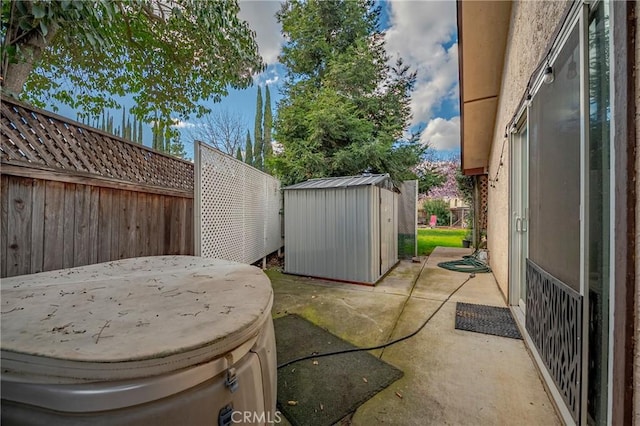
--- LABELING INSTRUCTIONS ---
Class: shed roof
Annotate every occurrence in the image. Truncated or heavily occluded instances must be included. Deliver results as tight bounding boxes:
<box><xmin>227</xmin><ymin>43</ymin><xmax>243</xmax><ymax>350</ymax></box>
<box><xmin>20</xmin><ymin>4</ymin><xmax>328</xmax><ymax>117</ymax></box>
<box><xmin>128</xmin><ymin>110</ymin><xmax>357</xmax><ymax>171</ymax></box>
<box><xmin>284</xmin><ymin>174</ymin><xmax>391</xmax><ymax>190</ymax></box>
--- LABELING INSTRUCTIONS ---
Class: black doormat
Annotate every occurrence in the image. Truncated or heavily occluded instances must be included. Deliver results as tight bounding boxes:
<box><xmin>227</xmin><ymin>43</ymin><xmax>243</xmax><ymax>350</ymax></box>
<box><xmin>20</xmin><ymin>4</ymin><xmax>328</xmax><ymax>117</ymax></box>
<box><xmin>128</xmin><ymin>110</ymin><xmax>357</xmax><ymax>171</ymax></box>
<box><xmin>274</xmin><ymin>315</ymin><xmax>403</xmax><ymax>426</ymax></box>
<box><xmin>454</xmin><ymin>302</ymin><xmax>522</xmax><ymax>339</ymax></box>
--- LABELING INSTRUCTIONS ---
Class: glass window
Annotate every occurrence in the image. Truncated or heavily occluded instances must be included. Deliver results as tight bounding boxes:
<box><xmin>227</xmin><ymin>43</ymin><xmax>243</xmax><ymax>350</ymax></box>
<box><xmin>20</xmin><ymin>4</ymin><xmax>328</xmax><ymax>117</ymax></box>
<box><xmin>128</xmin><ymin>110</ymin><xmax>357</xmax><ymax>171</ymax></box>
<box><xmin>528</xmin><ymin>26</ymin><xmax>581</xmax><ymax>292</ymax></box>
<box><xmin>587</xmin><ymin>2</ymin><xmax>610</xmax><ymax>424</ymax></box>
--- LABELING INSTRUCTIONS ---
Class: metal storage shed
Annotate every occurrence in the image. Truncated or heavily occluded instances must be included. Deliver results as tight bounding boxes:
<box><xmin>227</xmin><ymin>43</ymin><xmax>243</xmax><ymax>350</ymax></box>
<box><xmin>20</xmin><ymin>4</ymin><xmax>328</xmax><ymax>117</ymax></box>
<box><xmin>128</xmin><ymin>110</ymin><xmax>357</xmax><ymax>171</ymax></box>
<box><xmin>283</xmin><ymin>174</ymin><xmax>398</xmax><ymax>285</ymax></box>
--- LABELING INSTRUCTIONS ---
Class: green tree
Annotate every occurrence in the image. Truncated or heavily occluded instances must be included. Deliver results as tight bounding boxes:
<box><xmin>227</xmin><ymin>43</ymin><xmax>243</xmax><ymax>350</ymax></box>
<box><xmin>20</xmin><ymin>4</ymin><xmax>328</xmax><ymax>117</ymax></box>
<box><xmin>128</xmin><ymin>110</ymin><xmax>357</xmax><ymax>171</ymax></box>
<box><xmin>254</xmin><ymin>86</ymin><xmax>263</xmax><ymax>170</ymax></box>
<box><xmin>263</xmin><ymin>85</ymin><xmax>273</xmax><ymax>171</ymax></box>
<box><xmin>244</xmin><ymin>129</ymin><xmax>253</xmax><ymax>166</ymax></box>
<box><xmin>273</xmin><ymin>0</ymin><xmax>425</xmax><ymax>185</ymax></box>
<box><xmin>2</xmin><ymin>0</ymin><xmax>263</xmax><ymax>132</ymax></box>
<box><xmin>137</xmin><ymin>118</ymin><xmax>143</xmax><ymax>144</ymax></box>
<box><xmin>423</xmin><ymin>199</ymin><xmax>451</xmax><ymax>227</ymax></box>
<box><xmin>236</xmin><ymin>147</ymin><xmax>243</xmax><ymax>161</ymax></box>
<box><xmin>152</xmin><ymin>121</ymin><xmax>164</xmax><ymax>151</ymax></box>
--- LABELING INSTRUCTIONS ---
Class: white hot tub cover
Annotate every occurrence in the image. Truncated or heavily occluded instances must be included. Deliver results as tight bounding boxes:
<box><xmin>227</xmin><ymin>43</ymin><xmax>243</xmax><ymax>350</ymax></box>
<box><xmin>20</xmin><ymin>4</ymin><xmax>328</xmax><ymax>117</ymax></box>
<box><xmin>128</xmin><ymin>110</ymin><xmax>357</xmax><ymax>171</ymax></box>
<box><xmin>1</xmin><ymin>256</ymin><xmax>273</xmax><ymax>383</ymax></box>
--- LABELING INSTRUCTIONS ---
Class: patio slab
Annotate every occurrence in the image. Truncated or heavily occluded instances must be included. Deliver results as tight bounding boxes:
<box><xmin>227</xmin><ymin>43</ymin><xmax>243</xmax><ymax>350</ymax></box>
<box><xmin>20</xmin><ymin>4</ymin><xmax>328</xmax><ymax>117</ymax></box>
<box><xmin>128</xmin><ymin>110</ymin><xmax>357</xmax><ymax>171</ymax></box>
<box><xmin>267</xmin><ymin>247</ymin><xmax>560</xmax><ymax>425</ymax></box>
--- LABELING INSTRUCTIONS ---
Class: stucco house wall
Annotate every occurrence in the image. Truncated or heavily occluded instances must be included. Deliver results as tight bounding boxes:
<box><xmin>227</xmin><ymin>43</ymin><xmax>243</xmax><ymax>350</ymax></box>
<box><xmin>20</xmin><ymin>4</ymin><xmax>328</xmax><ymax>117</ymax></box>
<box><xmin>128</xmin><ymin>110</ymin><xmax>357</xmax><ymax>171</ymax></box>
<box><xmin>487</xmin><ymin>1</ymin><xmax>570</xmax><ymax>297</ymax></box>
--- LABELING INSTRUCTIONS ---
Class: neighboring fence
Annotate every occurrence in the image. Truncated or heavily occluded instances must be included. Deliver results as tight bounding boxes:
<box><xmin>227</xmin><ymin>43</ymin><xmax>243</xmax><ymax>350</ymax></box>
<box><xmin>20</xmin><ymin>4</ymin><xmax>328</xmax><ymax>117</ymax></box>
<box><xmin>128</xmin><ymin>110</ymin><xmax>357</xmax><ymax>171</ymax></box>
<box><xmin>1</xmin><ymin>97</ymin><xmax>194</xmax><ymax>278</ymax></box>
<box><xmin>194</xmin><ymin>142</ymin><xmax>282</xmax><ymax>264</ymax></box>
<box><xmin>397</xmin><ymin>180</ymin><xmax>418</xmax><ymax>259</ymax></box>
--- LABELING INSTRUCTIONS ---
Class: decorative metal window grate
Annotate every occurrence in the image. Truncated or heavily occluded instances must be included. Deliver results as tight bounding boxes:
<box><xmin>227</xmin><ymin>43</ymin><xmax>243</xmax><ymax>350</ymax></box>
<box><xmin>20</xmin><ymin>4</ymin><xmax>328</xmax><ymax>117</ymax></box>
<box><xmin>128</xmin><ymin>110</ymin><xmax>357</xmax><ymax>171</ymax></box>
<box><xmin>526</xmin><ymin>259</ymin><xmax>582</xmax><ymax>423</ymax></box>
<box><xmin>194</xmin><ymin>142</ymin><xmax>282</xmax><ymax>264</ymax></box>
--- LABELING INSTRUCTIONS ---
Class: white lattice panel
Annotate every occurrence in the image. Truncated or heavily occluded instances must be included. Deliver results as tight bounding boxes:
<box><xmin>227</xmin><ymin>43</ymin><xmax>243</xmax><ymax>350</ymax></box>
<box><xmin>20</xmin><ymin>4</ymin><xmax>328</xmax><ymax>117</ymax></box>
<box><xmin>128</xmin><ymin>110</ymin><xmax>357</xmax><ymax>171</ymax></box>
<box><xmin>195</xmin><ymin>142</ymin><xmax>282</xmax><ymax>264</ymax></box>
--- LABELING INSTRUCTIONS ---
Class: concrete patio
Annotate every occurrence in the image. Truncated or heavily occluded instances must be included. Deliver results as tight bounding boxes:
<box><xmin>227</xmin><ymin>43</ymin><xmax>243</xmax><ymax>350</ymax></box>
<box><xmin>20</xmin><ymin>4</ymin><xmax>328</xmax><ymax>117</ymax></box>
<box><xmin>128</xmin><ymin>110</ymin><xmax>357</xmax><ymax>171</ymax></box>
<box><xmin>267</xmin><ymin>247</ymin><xmax>560</xmax><ymax>425</ymax></box>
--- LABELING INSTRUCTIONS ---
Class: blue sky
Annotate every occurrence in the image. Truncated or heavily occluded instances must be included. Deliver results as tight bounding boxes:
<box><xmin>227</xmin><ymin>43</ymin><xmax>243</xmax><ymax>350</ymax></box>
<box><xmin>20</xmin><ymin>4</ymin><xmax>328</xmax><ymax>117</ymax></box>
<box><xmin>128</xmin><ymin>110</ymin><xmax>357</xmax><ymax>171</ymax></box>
<box><xmin>53</xmin><ymin>1</ymin><xmax>460</xmax><ymax>161</ymax></box>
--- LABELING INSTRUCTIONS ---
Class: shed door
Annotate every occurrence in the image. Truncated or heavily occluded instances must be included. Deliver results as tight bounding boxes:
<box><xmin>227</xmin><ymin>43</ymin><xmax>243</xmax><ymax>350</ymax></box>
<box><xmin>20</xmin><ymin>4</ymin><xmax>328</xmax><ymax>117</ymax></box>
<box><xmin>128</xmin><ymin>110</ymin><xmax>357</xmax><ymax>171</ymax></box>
<box><xmin>380</xmin><ymin>189</ymin><xmax>395</xmax><ymax>274</ymax></box>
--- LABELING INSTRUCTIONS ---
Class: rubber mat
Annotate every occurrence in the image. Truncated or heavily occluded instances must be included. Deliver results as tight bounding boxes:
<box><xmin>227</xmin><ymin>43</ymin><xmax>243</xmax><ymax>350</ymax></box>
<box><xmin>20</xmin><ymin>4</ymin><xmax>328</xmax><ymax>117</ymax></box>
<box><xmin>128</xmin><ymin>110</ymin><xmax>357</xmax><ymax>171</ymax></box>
<box><xmin>274</xmin><ymin>314</ymin><xmax>403</xmax><ymax>426</ymax></box>
<box><xmin>455</xmin><ymin>302</ymin><xmax>522</xmax><ymax>339</ymax></box>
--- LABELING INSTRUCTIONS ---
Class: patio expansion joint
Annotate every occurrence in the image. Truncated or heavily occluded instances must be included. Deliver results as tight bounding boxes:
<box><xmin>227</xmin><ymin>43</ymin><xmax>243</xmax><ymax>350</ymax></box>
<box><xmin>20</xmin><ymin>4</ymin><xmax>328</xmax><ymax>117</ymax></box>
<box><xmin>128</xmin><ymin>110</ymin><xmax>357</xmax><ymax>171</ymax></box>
<box><xmin>378</xmin><ymin>260</ymin><xmax>430</xmax><ymax>359</ymax></box>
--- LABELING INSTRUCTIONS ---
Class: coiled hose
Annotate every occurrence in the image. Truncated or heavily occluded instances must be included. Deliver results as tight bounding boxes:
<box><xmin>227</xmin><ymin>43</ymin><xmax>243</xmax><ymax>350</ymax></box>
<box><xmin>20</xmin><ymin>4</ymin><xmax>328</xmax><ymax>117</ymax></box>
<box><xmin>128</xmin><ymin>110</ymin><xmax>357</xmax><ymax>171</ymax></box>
<box><xmin>437</xmin><ymin>251</ymin><xmax>492</xmax><ymax>273</ymax></box>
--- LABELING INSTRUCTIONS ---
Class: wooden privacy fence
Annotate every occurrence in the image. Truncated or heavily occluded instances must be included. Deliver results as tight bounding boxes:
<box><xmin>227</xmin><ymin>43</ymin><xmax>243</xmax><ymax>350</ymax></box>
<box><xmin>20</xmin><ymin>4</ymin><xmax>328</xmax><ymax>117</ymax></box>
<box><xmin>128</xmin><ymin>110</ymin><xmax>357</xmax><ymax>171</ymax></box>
<box><xmin>1</xmin><ymin>97</ymin><xmax>194</xmax><ymax>278</ymax></box>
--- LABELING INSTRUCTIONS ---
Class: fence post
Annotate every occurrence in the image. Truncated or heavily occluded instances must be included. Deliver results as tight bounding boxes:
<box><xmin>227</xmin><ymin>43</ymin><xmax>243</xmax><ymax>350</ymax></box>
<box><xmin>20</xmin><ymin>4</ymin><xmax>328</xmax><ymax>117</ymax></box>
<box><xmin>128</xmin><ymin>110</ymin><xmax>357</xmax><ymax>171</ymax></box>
<box><xmin>193</xmin><ymin>141</ymin><xmax>202</xmax><ymax>256</ymax></box>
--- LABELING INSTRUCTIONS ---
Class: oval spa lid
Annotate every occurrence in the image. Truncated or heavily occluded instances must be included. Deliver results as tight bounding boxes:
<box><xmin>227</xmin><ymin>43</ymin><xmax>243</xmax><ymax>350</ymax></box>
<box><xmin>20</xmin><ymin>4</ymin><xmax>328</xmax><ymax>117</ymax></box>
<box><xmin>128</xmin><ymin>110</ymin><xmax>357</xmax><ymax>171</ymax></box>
<box><xmin>1</xmin><ymin>256</ymin><xmax>273</xmax><ymax>383</ymax></box>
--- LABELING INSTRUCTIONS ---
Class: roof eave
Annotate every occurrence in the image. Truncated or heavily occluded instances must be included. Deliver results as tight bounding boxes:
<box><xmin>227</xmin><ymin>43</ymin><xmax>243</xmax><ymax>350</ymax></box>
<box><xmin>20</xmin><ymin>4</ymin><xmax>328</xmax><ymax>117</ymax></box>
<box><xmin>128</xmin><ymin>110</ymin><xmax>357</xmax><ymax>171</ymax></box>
<box><xmin>457</xmin><ymin>1</ymin><xmax>512</xmax><ymax>176</ymax></box>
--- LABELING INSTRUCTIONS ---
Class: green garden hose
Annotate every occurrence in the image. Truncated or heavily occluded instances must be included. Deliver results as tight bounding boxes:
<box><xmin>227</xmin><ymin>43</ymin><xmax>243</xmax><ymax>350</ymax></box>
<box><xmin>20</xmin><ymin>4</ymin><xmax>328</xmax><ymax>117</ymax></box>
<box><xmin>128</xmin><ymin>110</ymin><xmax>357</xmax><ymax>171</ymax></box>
<box><xmin>437</xmin><ymin>251</ymin><xmax>492</xmax><ymax>273</ymax></box>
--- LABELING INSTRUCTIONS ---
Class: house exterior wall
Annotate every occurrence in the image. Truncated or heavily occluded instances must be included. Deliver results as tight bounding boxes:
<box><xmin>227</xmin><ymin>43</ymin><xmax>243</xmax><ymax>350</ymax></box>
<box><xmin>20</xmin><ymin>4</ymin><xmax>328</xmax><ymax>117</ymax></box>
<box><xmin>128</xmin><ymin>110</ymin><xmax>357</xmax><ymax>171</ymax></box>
<box><xmin>487</xmin><ymin>0</ymin><xmax>570</xmax><ymax>297</ymax></box>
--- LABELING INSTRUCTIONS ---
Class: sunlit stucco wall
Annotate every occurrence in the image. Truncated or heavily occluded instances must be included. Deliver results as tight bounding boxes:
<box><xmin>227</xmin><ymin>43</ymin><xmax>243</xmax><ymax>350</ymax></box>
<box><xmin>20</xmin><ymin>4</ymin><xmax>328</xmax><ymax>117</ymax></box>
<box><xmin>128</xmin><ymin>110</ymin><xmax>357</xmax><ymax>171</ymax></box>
<box><xmin>487</xmin><ymin>0</ymin><xmax>570</xmax><ymax>298</ymax></box>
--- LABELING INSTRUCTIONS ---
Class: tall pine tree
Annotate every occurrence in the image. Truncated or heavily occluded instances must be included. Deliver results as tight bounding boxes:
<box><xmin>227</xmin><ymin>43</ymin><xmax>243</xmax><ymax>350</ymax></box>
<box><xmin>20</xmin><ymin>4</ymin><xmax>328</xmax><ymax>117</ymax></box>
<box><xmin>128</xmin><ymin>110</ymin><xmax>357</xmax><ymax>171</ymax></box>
<box><xmin>254</xmin><ymin>86</ymin><xmax>263</xmax><ymax>170</ymax></box>
<box><xmin>138</xmin><ymin>119</ymin><xmax>143</xmax><ymax>144</ymax></box>
<box><xmin>244</xmin><ymin>130</ymin><xmax>253</xmax><ymax>166</ymax></box>
<box><xmin>274</xmin><ymin>0</ymin><xmax>425</xmax><ymax>185</ymax></box>
<box><xmin>236</xmin><ymin>147</ymin><xmax>243</xmax><ymax>161</ymax></box>
<box><xmin>263</xmin><ymin>85</ymin><xmax>273</xmax><ymax>172</ymax></box>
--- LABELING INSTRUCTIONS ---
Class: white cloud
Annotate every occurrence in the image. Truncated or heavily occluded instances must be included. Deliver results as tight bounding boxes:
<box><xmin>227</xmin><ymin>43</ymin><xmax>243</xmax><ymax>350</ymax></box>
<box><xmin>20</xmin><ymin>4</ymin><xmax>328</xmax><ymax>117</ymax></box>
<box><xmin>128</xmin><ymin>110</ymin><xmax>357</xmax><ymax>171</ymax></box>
<box><xmin>265</xmin><ymin>75</ymin><xmax>279</xmax><ymax>86</ymax></box>
<box><xmin>385</xmin><ymin>1</ymin><xmax>458</xmax><ymax>124</ymax></box>
<box><xmin>253</xmin><ymin>64</ymin><xmax>282</xmax><ymax>88</ymax></box>
<box><xmin>420</xmin><ymin>116</ymin><xmax>460</xmax><ymax>151</ymax></box>
<box><xmin>239</xmin><ymin>1</ymin><xmax>285</xmax><ymax>65</ymax></box>
<box><xmin>171</xmin><ymin>119</ymin><xmax>195</xmax><ymax>129</ymax></box>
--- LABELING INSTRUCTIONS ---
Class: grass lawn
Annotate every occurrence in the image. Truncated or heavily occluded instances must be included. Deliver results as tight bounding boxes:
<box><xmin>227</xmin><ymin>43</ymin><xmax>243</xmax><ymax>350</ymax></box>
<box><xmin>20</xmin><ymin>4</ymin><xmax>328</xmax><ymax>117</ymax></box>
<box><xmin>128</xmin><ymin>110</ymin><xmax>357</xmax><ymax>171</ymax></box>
<box><xmin>418</xmin><ymin>228</ymin><xmax>468</xmax><ymax>256</ymax></box>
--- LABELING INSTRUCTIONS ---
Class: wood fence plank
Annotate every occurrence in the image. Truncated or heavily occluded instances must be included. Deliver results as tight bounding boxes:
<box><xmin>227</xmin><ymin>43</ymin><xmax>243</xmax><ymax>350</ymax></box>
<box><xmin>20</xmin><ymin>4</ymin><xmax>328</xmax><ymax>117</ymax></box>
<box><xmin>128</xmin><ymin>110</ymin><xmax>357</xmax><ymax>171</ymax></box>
<box><xmin>149</xmin><ymin>195</ymin><xmax>161</xmax><ymax>256</ymax></box>
<box><xmin>163</xmin><ymin>197</ymin><xmax>173</xmax><ymax>254</ymax></box>
<box><xmin>172</xmin><ymin>198</ymin><xmax>185</xmax><ymax>255</ymax></box>
<box><xmin>1</xmin><ymin>175</ymin><xmax>9</xmax><ymax>277</ymax></box>
<box><xmin>186</xmin><ymin>198</ymin><xmax>194</xmax><ymax>255</ymax></box>
<box><xmin>97</xmin><ymin>187</ymin><xmax>113</xmax><ymax>263</ymax></box>
<box><xmin>2</xmin><ymin>163</ymin><xmax>193</xmax><ymax>198</ymax></box>
<box><xmin>110</xmin><ymin>190</ymin><xmax>121</xmax><ymax>260</ymax></box>
<box><xmin>118</xmin><ymin>191</ymin><xmax>132</xmax><ymax>259</ymax></box>
<box><xmin>154</xmin><ymin>195</ymin><xmax>164</xmax><ymax>255</ymax></box>
<box><xmin>178</xmin><ymin>198</ymin><xmax>188</xmax><ymax>255</ymax></box>
<box><xmin>43</xmin><ymin>180</ymin><xmax>64</xmax><ymax>271</ymax></box>
<box><xmin>89</xmin><ymin>186</ymin><xmax>99</xmax><ymax>264</ymax></box>
<box><xmin>62</xmin><ymin>183</ymin><xmax>75</xmax><ymax>268</ymax></box>
<box><xmin>73</xmin><ymin>185</ymin><xmax>90</xmax><ymax>267</ymax></box>
<box><xmin>30</xmin><ymin>178</ymin><xmax>45</xmax><ymax>273</ymax></box>
<box><xmin>7</xmin><ymin>176</ymin><xmax>32</xmax><ymax>277</ymax></box>
<box><xmin>126</xmin><ymin>191</ymin><xmax>138</xmax><ymax>259</ymax></box>
<box><xmin>137</xmin><ymin>193</ymin><xmax>150</xmax><ymax>257</ymax></box>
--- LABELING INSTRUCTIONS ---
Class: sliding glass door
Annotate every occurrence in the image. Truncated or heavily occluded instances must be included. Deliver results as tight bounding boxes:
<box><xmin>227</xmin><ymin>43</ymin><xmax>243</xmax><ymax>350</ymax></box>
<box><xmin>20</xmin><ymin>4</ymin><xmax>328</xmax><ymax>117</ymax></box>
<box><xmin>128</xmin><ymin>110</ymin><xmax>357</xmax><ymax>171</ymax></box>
<box><xmin>510</xmin><ymin>119</ymin><xmax>528</xmax><ymax>313</ymax></box>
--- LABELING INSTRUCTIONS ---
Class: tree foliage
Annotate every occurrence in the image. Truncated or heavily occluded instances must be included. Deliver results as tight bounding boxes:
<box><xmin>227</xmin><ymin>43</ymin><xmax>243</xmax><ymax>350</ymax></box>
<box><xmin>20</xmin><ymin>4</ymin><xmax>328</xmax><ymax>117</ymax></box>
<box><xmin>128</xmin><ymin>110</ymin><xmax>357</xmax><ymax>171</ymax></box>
<box><xmin>1</xmin><ymin>0</ymin><xmax>263</xmax><ymax>131</ymax></box>
<box><xmin>423</xmin><ymin>199</ymin><xmax>451</xmax><ymax>227</ymax></box>
<box><xmin>244</xmin><ymin>129</ymin><xmax>253</xmax><ymax>166</ymax></box>
<box><xmin>263</xmin><ymin>84</ymin><xmax>273</xmax><ymax>171</ymax></box>
<box><xmin>273</xmin><ymin>0</ymin><xmax>425</xmax><ymax>185</ymax></box>
<box><xmin>253</xmin><ymin>86</ymin><xmax>263</xmax><ymax>170</ymax></box>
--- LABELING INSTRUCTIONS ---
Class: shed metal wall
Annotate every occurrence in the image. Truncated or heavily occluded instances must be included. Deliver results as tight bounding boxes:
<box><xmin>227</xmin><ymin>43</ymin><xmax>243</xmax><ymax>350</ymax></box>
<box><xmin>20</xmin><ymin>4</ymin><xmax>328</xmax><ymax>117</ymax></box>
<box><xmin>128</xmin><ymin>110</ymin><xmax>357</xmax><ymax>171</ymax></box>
<box><xmin>284</xmin><ymin>183</ymin><xmax>397</xmax><ymax>284</ymax></box>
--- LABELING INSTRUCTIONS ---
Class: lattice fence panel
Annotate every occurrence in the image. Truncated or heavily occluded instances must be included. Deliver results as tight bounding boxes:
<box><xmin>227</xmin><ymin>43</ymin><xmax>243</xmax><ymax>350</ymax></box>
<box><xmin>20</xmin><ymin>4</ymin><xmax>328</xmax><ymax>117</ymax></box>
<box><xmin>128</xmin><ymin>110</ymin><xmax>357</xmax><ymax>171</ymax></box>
<box><xmin>477</xmin><ymin>174</ymin><xmax>488</xmax><ymax>232</ymax></box>
<box><xmin>195</xmin><ymin>143</ymin><xmax>282</xmax><ymax>264</ymax></box>
<box><xmin>1</xmin><ymin>98</ymin><xmax>193</xmax><ymax>190</ymax></box>
<box><xmin>526</xmin><ymin>259</ymin><xmax>582</xmax><ymax>423</ymax></box>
